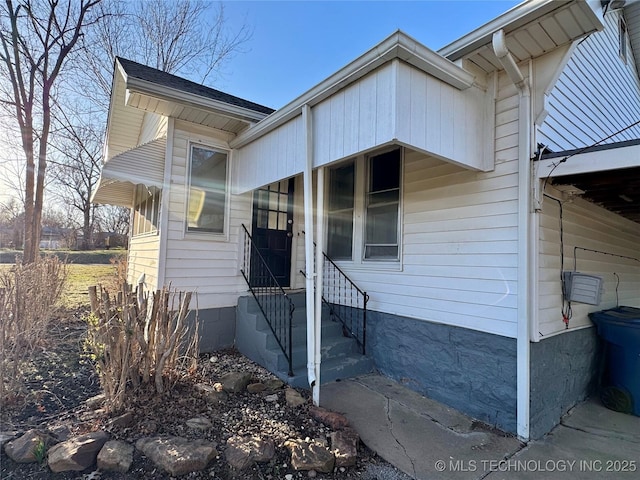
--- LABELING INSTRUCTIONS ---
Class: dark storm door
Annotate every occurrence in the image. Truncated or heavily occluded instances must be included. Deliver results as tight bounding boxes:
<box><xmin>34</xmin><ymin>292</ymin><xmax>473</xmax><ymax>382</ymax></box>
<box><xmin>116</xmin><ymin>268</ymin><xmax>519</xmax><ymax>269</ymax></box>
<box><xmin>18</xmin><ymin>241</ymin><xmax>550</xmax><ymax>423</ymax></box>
<box><xmin>250</xmin><ymin>179</ymin><xmax>295</xmax><ymax>287</ymax></box>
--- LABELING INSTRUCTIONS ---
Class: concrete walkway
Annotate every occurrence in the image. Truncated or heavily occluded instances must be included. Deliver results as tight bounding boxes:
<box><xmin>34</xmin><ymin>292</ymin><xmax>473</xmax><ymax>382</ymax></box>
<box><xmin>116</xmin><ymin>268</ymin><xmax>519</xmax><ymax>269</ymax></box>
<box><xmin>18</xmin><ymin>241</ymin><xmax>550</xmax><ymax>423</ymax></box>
<box><xmin>320</xmin><ymin>374</ymin><xmax>640</xmax><ymax>480</ymax></box>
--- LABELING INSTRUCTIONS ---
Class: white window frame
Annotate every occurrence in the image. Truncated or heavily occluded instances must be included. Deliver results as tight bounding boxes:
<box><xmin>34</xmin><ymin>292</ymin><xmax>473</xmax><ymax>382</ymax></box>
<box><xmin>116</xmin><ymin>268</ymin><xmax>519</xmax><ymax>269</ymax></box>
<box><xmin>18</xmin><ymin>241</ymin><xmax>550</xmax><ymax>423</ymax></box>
<box><xmin>131</xmin><ymin>185</ymin><xmax>160</xmax><ymax>238</ymax></box>
<box><xmin>619</xmin><ymin>14</ymin><xmax>628</xmax><ymax>64</ymax></box>
<box><xmin>184</xmin><ymin>142</ymin><xmax>231</xmax><ymax>240</ymax></box>
<box><xmin>325</xmin><ymin>146</ymin><xmax>403</xmax><ymax>270</ymax></box>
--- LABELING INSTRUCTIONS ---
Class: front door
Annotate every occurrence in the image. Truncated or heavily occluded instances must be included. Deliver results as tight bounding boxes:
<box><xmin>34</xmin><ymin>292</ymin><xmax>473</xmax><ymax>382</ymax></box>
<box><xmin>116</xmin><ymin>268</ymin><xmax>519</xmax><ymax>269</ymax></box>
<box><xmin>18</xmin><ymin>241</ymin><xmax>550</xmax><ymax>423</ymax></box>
<box><xmin>250</xmin><ymin>179</ymin><xmax>294</xmax><ymax>287</ymax></box>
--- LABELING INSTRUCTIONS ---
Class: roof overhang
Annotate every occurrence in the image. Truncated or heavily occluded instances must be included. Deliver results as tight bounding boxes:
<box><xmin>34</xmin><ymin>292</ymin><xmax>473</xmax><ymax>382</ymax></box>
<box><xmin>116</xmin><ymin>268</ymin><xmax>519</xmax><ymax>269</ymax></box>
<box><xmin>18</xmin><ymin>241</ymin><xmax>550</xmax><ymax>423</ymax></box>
<box><xmin>537</xmin><ymin>139</ymin><xmax>640</xmax><ymax>223</ymax></box>
<box><xmin>92</xmin><ymin>137</ymin><xmax>166</xmax><ymax>207</ymax></box>
<box><xmin>230</xmin><ymin>31</ymin><xmax>475</xmax><ymax>149</ymax></box>
<box><xmin>439</xmin><ymin>0</ymin><xmax>604</xmax><ymax>73</ymax></box>
<box><xmin>123</xmin><ymin>69</ymin><xmax>269</xmax><ymax>125</ymax></box>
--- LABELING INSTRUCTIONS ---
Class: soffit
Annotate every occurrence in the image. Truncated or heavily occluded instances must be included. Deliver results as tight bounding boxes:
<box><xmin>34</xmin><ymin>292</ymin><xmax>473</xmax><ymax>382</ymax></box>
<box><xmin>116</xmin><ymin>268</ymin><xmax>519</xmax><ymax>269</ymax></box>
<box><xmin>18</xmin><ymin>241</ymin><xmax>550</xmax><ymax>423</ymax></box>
<box><xmin>440</xmin><ymin>0</ymin><xmax>603</xmax><ymax>73</ymax></box>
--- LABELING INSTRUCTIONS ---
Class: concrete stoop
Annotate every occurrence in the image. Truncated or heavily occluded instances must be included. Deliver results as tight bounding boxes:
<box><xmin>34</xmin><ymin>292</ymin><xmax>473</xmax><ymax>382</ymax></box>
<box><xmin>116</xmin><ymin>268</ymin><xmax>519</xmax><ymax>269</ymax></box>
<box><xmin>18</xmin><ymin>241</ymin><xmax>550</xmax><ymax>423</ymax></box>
<box><xmin>235</xmin><ymin>293</ymin><xmax>373</xmax><ymax>388</ymax></box>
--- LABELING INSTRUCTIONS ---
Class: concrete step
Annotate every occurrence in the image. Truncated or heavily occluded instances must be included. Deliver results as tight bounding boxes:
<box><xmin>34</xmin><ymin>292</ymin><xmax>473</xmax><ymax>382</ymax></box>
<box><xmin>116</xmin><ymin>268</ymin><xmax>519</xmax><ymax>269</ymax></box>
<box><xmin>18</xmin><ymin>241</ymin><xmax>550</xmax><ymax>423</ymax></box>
<box><xmin>262</xmin><ymin>319</ymin><xmax>344</xmax><ymax>349</ymax></box>
<box><xmin>236</xmin><ymin>294</ymin><xmax>371</xmax><ymax>390</ymax></box>
<box><xmin>281</xmin><ymin>354</ymin><xmax>375</xmax><ymax>389</ymax></box>
<box><xmin>267</xmin><ymin>335</ymin><xmax>360</xmax><ymax>372</ymax></box>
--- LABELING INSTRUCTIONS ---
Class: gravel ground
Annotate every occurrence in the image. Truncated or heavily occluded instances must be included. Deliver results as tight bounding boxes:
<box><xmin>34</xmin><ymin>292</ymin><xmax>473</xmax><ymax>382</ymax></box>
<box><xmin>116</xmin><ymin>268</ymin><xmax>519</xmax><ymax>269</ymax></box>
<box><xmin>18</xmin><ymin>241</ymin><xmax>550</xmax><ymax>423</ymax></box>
<box><xmin>0</xmin><ymin>314</ymin><xmax>413</xmax><ymax>480</ymax></box>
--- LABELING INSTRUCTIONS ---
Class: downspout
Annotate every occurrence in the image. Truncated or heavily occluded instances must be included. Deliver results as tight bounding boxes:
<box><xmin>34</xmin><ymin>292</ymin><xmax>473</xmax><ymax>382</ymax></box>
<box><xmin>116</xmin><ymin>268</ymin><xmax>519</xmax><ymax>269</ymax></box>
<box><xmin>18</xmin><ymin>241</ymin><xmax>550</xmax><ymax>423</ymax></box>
<box><xmin>492</xmin><ymin>29</ymin><xmax>532</xmax><ymax>441</ymax></box>
<box><xmin>302</xmin><ymin>104</ymin><xmax>318</xmax><ymax>392</ymax></box>
<box><xmin>156</xmin><ymin>117</ymin><xmax>174</xmax><ymax>291</ymax></box>
<box><xmin>314</xmin><ymin>166</ymin><xmax>325</xmax><ymax>405</ymax></box>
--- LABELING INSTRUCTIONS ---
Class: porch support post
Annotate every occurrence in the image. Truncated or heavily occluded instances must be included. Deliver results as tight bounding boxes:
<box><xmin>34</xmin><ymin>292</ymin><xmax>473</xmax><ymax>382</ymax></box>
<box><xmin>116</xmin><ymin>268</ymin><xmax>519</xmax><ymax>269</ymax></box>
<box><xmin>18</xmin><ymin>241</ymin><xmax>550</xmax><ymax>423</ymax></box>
<box><xmin>313</xmin><ymin>166</ymin><xmax>325</xmax><ymax>405</ymax></box>
<box><xmin>302</xmin><ymin>104</ymin><xmax>318</xmax><ymax>396</ymax></box>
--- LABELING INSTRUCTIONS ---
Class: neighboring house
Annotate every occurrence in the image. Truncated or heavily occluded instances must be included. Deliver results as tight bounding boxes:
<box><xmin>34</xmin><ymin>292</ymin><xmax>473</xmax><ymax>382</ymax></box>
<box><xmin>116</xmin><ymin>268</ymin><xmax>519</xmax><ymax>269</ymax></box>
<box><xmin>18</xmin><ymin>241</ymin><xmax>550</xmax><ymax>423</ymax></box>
<box><xmin>93</xmin><ymin>0</ymin><xmax>640</xmax><ymax>441</ymax></box>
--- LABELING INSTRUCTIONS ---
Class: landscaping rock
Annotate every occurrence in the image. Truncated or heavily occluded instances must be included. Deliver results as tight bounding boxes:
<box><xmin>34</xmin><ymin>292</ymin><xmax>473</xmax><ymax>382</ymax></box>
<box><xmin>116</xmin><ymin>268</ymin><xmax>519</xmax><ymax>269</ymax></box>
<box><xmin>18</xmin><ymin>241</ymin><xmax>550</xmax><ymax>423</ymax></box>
<box><xmin>0</xmin><ymin>431</ymin><xmax>18</xmax><ymax>448</ymax></box>
<box><xmin>264</xmin><ymin>393</ymin><xmax>279</xmax><ymax>403</ymax></box>
<box><xmin>186</xmin><ymin>416</ymin><xmax>213</xmax><ymax>431</ymax></box>
<box><xmin>97</xmin><ymin>440</ymin><xmax>133</xmax><ymax>473</ymax></box>
<box><xmin>220</xmin><ymin>371</ymin><xmax>252</xmax><ymax>393</ymax></box>
<box><xmin>264</xmin><ymin>378</ymin><xmax>285</xmax><ymax>391</ymax></box>
<box><xmin>330</xmin><ymin>429</ymin><xmax>359</xmax><ymax>467</ymax></box>
<box><xmin>49</xmin><ymin>425</ymin><xmax>72</xmax><ymax>442</ymax></box>
<box><xmin>225</xmin><ymin>435</ymin><xmax>275</xmax><ymax>470</ymax></box>
<box><xmin>309</xmin><ymin>406</ymin><xmax>350</xmax><ymax>429</ymax></box>
<box><xmin>285</xmin><ymin>388</ymin><xmax>306</xmax><ymax>407</ymax></box>
<box><xmin>247</xmin><ymin>382</ymin><xmax>267</xmax><ymax>393</ymax></box>
<box><xmin>195</xmin><ymin>383</ymin><xmax>228</xmax><ymax>404</ymax></box>
<box><xmin>85</xmin><ymin>393</ymin><xmax>105</xmax><ymax>410</ymax></box>
<box><xmin>5</xmin><ymin>429</ymin><xmax>55</xmax><ymax>463</ymax></box>
<box><xmin>47</xmin><ymin>430</ymin><xmax>109</xmax><ymax>472</ymax></box>
<box><xmin>108</xmin><ymin>411</ymin><xmax>134</xmax><ymax>429</ymax></box>
<box><xmin>136</xmin><ymin>436</ymin><xmax>218</xmax><ymax>476</ymax></box>
<box><xmin>284</xmin><ymin>439</ymin><xmax>335</xmax><ymax>473</ymax></box>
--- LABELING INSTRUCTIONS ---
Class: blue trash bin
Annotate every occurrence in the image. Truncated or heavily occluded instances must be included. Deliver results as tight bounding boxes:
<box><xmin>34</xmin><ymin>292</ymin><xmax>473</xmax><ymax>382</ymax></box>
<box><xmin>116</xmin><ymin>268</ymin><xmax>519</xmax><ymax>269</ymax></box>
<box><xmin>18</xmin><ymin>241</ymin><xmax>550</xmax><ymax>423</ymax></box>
<box><xmin>589</xmin><ymin>306</ymin><xmax>640</xmax><ymax>416</ymax></box>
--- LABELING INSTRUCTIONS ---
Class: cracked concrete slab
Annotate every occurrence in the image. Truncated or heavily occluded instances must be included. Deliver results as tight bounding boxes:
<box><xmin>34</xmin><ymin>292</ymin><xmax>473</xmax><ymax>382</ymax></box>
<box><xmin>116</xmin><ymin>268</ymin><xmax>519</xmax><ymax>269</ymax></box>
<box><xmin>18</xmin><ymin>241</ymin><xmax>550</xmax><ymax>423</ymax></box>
<box><xmin>321</xmin><ymin>374</ymin><xmax>523</xmax><ymax>480</ymax></box>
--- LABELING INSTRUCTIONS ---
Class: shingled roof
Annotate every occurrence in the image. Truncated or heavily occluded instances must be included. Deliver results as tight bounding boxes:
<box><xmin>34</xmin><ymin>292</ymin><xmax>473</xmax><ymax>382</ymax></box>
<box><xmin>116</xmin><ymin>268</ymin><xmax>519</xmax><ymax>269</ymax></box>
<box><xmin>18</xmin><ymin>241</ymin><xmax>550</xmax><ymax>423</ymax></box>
<box><xmin>116</xmin><ymin>57</ymin><xmax>275</xmax><ymax>116</ymax></box>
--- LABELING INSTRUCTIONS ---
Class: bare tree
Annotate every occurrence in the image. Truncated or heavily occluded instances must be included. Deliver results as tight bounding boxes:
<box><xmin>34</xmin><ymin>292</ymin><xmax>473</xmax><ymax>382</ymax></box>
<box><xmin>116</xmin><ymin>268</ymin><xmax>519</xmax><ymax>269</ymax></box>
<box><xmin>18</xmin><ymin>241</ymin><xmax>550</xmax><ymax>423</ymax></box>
<box><xmin>49</xmin><ymin>110</ymin><xmax>102</xmax><ymax>249</ymax></box>
<box><xmin>0</xmin><ymin>0</ymin><xmax>102</xmax><ymax>263</ymax></box>
<box><xmin>60</xmin><ymin>0</ymin><xmax>252</xmax><ymax>243</ymax></box>
<box><xmin>81</xmin><ymin>0</ymin><xmax>251</xmax><ymax>107</ymax></box>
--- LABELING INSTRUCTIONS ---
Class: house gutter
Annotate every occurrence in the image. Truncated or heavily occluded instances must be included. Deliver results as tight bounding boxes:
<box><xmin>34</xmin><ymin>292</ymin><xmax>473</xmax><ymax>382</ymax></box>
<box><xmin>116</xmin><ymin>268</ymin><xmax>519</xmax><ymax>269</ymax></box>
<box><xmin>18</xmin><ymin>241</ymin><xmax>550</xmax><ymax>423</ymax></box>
<box><xmin>124</xmin><ymin>75</ymin><xmax>269</xmax><ymax>124</ymax></box>
<box><xmin>492</xmin><ymin>29</ymin><xmax>532</xmax><ymax>441</ymax></box>
<box><xmin>156</xmin><ymin>117</ymin><xmax>174</xmax><ymax>291</ymax></box>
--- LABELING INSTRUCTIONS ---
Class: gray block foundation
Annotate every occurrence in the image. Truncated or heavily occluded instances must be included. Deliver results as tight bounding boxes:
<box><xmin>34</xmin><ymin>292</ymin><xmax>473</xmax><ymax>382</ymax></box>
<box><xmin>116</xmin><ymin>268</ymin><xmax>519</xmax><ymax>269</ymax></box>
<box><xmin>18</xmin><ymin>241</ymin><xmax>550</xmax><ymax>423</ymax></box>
<box><xmin>366</xmin><ymin>310</ymin><xmax>518</xmax><ymax>434</ymax></box>
<box><xmin>188</xmin><ymin>306</ymin><xmax>236</xmax><ymax>353</ymax></box>
<box><xmin>529</xmin><ymin>326</ymin><xmax>603</xmax><ymax>439</ymax></box>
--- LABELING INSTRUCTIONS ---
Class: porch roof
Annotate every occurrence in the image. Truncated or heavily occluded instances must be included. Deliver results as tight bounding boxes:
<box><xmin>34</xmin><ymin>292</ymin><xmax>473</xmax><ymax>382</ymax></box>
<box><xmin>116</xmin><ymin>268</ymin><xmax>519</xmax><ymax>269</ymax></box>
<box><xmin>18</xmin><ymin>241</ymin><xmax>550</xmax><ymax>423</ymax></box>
<box><xmin>231</xmin><ymin>31</ymin><xmax>490</xmax><ymax>194</ymax></box>
<box><xmin>537</xmin><ymin>139</ymin><xmax>640</xmax><ymax>223</ymax></box>
<box><xmin>92</xmin><ymin>137</ymin><xmax>166</xmax><ymax>207</ymax></box>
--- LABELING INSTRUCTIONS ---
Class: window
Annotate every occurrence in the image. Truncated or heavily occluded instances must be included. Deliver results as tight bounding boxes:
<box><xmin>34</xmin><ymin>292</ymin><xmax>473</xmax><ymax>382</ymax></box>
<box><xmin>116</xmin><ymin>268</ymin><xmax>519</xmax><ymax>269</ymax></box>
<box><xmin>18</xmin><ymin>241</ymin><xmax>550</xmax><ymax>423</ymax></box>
<box><xmin>365</xmin><ymin>149</ymin><xmax>400</xmax><ymax>260</ymax></box>
<box><xmin>187</xmin><ymin>145</ymin><xmax>228</xmax><ymax>234</ymax></box>
<box><xmin>325</xmin><ymin>147</ymin><xmax>402</xmax><ymax>264</ymax></box>
<box><xmin>619</xmin><ymin>15</ymin><xmax>628</xmax><ymax>63</ymax></box>
<box><xmin>132</xmin><ymin>185</ymin><xmax>160</xmax><ymax>236</ymax></box>
<box><xmin>327</xmin><ymin>162</ymin><xmax>355</xmax><ymax>260</ymax></box>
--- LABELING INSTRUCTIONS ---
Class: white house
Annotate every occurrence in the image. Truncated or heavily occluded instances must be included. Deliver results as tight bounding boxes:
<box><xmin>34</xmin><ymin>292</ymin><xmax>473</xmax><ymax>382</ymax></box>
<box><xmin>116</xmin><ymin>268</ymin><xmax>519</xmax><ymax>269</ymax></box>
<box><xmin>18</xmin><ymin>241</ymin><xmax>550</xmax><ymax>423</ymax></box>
<box><xmin>93</xmin><ymin>0</ymin><xmax>640</xmax><ymax>441</ymax></box>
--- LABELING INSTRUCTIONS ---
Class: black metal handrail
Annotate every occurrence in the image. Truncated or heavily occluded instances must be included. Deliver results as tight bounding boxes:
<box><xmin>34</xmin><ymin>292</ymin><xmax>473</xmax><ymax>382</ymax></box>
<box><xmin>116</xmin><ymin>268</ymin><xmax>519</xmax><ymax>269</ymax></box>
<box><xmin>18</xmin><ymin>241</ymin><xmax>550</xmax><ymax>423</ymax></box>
<box><xmin>240</xmin><ymin>224</ymin><xmax>294</xmax><ymax>376</ymax></box>
<box><xmin>301</xmin><ymin>232</ymin><xmax>368</xmax><ymax>354</ymax></box>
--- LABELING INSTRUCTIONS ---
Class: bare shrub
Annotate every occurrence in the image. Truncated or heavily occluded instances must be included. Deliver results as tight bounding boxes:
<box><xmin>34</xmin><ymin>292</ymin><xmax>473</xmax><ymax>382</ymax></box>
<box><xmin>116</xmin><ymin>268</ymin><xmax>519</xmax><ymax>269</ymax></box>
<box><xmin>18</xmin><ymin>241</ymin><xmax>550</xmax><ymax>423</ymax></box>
<box><xmin>85</xmin><ymin>283</ymin><xmax>199</xmax><ymax>412</ymax></box>
<box><xmin>107</xmin><ymin>253</ymin><xmax>128</xmax><ymax>291</ymax></box>
<box><xmin>0</xmin><ymin>257</ymin><xmax>67</xmax><ymax>403</ymax></box>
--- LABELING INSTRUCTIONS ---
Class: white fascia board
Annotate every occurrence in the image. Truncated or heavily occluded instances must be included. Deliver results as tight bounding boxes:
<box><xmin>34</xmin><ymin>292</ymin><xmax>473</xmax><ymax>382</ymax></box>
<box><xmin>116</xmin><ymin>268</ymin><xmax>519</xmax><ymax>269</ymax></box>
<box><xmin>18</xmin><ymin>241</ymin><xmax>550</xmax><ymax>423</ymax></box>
<box><xmin>230</xmin><ymin>31</ymin><xmax>475</xmax><ymax>149</ymax></box>
<box><xmin>438</xmin><ymin>0</ymin><xmax>602</xmax><ymax>61</ymax></box>
<box><xmin>537</xmin><ymin>143</ymin><xmax>640</xmax><ymax>178</ymax></box>
<box><xmin>104</xmin><ymin>63</ymin><xmax>126</xmax><ymax>162</ymax></box>
<box><xmin>125</xmin><ymin>76</ymin><xmax>269</xmax><ymax>124</ymax></box>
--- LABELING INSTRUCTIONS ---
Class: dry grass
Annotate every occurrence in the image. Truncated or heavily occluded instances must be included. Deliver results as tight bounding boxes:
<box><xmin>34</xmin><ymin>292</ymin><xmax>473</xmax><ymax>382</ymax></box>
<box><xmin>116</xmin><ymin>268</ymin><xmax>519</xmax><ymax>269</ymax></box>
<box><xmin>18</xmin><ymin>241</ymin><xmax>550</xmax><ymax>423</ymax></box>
<box><xmin>62</xmin><ymin>264</ymin><xmax>121</xmax><ymax>309</ymax></box>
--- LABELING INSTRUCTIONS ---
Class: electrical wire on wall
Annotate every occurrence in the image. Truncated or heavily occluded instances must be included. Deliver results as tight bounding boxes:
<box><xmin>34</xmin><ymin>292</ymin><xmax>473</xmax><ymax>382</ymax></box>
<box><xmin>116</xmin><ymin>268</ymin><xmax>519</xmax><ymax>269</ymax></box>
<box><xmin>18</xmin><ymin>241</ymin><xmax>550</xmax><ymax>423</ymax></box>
<box><xmin>541</xmin><ymin>119</ymin><xmax>640</xmax><ymax>194</ymax></box>
<box><xmin>543</xmin><ymin>193</ymin><xmax>572</xmax><ymax>328</ymax></box>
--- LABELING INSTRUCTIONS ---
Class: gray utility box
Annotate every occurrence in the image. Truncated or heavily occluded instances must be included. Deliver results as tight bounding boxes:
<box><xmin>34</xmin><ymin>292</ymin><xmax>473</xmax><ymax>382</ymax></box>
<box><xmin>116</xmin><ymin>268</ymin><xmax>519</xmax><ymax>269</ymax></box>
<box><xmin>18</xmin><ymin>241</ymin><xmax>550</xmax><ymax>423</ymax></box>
<box><xmin>563</xmin><ymin>271</ymin><xmax>603</xmax><ymax>305</ymax></box>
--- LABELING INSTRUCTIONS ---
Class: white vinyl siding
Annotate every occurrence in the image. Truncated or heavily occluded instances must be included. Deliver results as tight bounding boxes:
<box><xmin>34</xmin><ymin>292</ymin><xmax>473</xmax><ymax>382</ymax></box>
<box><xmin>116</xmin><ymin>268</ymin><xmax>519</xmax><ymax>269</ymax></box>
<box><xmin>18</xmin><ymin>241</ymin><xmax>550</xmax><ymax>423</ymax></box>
<box><xmin>295</xmin><ymin>76</ymin><xmax>519</xmax><ymax>337</ymax></box>
<box><xmin>128</xmin><ymin>234</ymin><xmax>160</xmax><ymax>292</ymax></box>
<box><xmin>162</xmin><ymin>120</ymin><xmax>252</xmax><ymax>309</ymax></box>
<box><xmin>317</xmin><ymin>148</ymin><xmax>519</xmax><ymax>338</ymax></box>
<box><xmin>538</xmin><ymin>188</ymin><xmax>640</xmax><ymax>338</ymax></box>
<box><xmin>538</xmin><ymin>10</ymin><xmax>640</xmax><ymax>151</ymax></box>
<box><xmin>138</xmin><ymin>112</ymin><xmax>168</xmax><ymax>146</ymax></box>
<box><xmin>233</xmin><ymin>60</ymin><xmax>491</xmax><ymax>195</ymax></box>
